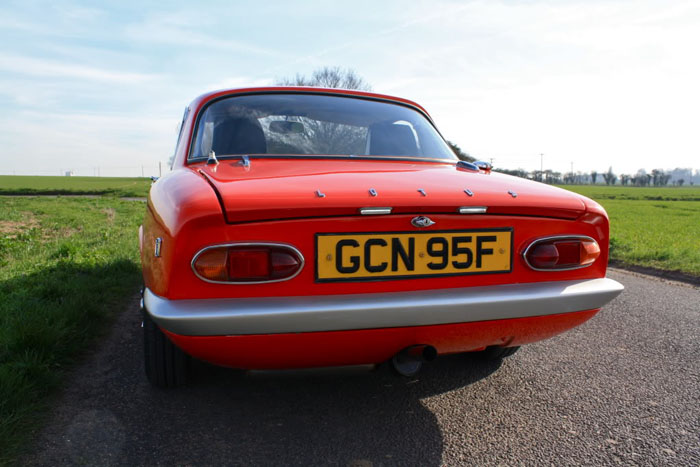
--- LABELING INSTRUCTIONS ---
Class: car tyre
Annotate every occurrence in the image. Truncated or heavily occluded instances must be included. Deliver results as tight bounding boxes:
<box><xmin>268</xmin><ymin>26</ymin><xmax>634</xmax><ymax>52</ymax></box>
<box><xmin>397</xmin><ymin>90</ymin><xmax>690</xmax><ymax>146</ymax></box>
<box><xmin>143</xmin><ymin>310</ymin><xmax>189</xmax><ymax>388</ymax></box>
<box><xmin>476</xmin><ymin>345</ymin><xmax>520</xmax><ymax>360</ymax></box>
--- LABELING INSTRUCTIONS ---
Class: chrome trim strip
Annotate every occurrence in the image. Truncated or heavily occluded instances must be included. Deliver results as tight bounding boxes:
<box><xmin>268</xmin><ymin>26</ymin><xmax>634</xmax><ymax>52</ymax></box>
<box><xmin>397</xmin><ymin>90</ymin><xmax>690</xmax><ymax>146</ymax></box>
<box><xmin>190</xmin><ymin>242</ymin><xmax>305</xmax><ymax>284</ymax></box>
<box><xmin>144</xmin><ymin>277</ymin><xmax>624</xmax><ymax>336</ymax></box>
<box><xmin>360</xmin><ymin>207</ymin><xmax>392</xmax><ymax>215</ymax></box>
<box><xmin>458</xmin><ymin>206</ymin><xmax>487</xmax><ymax>214</ymax></box>
<box><xmin>522</xmin><ymin>235</ymin><xmax>598</xmax><ymax>272</ymax></box>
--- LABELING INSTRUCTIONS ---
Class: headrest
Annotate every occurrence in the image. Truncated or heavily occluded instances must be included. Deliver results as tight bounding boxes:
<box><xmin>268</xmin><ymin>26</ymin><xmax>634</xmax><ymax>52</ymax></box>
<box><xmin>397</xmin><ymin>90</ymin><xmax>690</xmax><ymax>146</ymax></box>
<box><xmin>368</xmin><ymin>122</ymin><xmax>419</xmax><ymax>156</ymax></box>
<box><xmin>212</xmin><ymin>118</ymin><xmax>267</xmax><ymax>155</ymax></box>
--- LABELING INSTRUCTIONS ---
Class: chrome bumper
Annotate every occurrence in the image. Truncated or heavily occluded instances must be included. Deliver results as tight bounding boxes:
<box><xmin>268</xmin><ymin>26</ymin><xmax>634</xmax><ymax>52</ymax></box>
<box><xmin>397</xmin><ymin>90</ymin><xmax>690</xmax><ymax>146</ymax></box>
<box><xmin>144</xmin><ymin>278</ymin><xmax>623</xmax><ymax>336</ymax></box>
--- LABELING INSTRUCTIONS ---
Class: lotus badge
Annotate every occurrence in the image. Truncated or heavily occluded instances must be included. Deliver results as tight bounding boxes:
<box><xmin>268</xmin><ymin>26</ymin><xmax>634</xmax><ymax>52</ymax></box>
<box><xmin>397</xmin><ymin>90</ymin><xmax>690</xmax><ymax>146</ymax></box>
<box><xmin>411</xmin><ymin>216</ymin><xmax>435</xmax><ymax>228</ymax></box>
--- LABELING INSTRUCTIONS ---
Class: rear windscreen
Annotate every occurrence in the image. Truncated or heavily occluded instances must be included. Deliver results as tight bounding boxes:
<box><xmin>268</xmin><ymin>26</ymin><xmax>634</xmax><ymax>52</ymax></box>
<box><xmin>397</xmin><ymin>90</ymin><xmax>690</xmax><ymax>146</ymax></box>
<box><xmin>189</xmin><ymin>93</ymin><xmax>456</xmax><ymax>161</ymax></box>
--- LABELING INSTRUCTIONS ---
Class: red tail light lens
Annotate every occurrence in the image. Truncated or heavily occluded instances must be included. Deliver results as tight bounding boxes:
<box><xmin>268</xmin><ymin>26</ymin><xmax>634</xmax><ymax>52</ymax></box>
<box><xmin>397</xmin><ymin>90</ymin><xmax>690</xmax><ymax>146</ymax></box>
<box><xmin>193</xmin><ymin>244</ymin><xmax>303</xmax><ymax>283</ymax></box>
<box><xmin>524</xmin><ymin>236</ymin><xmax>600</xmax><ymax>271</ymax></box>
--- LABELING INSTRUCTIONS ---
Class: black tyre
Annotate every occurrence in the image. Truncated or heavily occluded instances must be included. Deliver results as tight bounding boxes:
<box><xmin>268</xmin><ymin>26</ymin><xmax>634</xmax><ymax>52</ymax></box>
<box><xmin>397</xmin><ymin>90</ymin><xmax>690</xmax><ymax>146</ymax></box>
<box><xmin>476</xmin><ymin>345</ymin><xmax>520</xmax><ymax>360</ymax></box>
<box><xmin>143</xmin><ymin>310</ymin><xmax>189</xmax><ymax>388</ymax></box>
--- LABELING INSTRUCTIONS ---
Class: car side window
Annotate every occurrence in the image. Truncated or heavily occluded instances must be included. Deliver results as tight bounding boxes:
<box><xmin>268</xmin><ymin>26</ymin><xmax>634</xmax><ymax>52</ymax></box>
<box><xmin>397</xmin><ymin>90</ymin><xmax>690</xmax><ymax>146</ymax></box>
<box><xmin>170</xmin><ymin>107</ymin><xmax>189</xmax><ymax>168</ymax></box>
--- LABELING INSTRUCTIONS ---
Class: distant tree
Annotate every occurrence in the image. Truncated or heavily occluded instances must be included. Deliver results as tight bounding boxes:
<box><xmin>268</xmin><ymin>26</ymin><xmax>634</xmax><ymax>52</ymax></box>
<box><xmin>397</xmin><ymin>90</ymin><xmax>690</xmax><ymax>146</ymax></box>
<box><xmin>650</xmin><ymin>168</ymin><xmax>672</xmax><ymax>186</ymax></box>
<box><xmin>276</xmin><ymin>67</ymin><xmax>371</xmax><ymax>154</ymax></box>
<box><xmin>603</xmin><ymin>166</ymin><xmax>617</xmax><ymax>185</ymax></box>
<box><xmin>446</xmin><ymin>141</ymin><xmax>475</xmax><ymax>162</ymax></box>
<box><xmin>620</xmin><ymin>174</ymin><xmax>630</xmax><ymax>186</ymax></box>
<box><xmin>494</xmin><ymin>168</ymin><xmax>529</xmax><ymax>179</ymax></box>
<box><xmin>277</xmin><ymin>66</ymin><xmax>372</xmax><ymax>91</ymax></box>
<box><xmin>678</xmin><ymin>178</ymin><xmax>685</xmax><ymax>187</ymax></box>
<box><xmin>632</xmin><ymin>169</ymin><xmax>648</xmax><ymax>187</ymax></box>
<box><xmin>590</xmin><ymin>171</ymin><xmax>598</xmax><ymax>184</ymax></box>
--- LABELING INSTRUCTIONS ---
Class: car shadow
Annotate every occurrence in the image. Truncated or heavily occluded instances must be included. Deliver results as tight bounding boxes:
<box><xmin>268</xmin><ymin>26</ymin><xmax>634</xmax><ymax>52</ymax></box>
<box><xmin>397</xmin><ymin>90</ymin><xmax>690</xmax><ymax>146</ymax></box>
<box><xmin>134</xmin><ymin>349</ymin><xmax>503</xmax><ymax>465</ymax></box>
<box><xmin>23</xmin><ymin>275</ymin><xmax>504</xmax><ymax>466</ymax></box>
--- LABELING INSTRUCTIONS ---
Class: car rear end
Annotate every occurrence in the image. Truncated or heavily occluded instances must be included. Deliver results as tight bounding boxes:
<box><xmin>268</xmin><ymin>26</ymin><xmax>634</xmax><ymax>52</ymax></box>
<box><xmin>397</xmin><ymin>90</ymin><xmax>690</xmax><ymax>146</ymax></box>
<box><xmin>140</xmin><ymin>88</ymin><xmax>623</xmax><ymax>386</ymax></box>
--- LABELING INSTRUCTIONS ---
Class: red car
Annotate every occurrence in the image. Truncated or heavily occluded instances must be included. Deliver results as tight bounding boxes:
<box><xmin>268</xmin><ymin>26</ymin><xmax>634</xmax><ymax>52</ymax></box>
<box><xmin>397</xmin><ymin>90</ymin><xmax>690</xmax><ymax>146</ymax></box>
<box><xmin>140</xmin><ymin>87</ymin><xmax>623</xmax><ymax>387</ymax></box>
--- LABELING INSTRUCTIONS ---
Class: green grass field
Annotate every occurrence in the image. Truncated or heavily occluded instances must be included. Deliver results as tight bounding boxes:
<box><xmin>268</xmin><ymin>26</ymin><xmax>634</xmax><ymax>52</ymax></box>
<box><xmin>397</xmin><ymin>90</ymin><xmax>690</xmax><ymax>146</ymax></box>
<box><xmin>0</xmin><ymin>175</ymin><xmax>150</xmax><ymax>198</ymax></box>
<box><xmin>561</xmin><ymin>185</ymin><xmax>700</xmax><ymax>276</ymax></box>
<box><xmin>0</xmin><ymin>197</ymin><xmax>144</xmax><ymax>464</ymax></box>
<box><xmin>561</xmin><ymin>184</ymin><xmax>700</xmax><ymax>202</ymax></box>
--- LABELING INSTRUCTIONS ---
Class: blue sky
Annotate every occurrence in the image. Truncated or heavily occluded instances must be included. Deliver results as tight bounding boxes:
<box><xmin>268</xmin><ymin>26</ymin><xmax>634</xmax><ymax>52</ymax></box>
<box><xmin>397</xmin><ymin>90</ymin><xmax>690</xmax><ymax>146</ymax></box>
<box><xmin>1</xmin><ymin>0</ymin><xmax>698</xmax><ymax>177</ymax></box>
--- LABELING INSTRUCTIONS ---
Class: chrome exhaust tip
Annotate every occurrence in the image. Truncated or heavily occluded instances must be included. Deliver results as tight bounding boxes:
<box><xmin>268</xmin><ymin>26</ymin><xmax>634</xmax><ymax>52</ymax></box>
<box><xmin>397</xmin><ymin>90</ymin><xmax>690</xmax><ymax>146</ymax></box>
<box><xmin>391</xmin><ymin>345</ymin><xmax>437</xmax><ymax>376</ymax></box>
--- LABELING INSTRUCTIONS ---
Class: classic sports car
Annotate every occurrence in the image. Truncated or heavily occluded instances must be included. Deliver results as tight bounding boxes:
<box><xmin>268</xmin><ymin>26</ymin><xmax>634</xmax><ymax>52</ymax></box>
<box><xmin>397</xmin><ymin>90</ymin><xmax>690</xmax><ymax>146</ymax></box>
<box><xmin>140</xmin><ymin>86</ymin><xmax>623</xmax><ymax>387</ymax></box>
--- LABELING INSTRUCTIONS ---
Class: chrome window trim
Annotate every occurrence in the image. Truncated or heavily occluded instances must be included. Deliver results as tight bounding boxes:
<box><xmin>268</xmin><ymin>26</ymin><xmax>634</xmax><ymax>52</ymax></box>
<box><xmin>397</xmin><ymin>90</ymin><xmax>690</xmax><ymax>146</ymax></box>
<box><xmin>522</xmin><ymin>235</ymin><xmax>598</xmax><ymax>272</ymax></box>
<box><xmin>191</xmin><ymin>242</ymin><xmax>305</xmax><ymax>284</ymax></box>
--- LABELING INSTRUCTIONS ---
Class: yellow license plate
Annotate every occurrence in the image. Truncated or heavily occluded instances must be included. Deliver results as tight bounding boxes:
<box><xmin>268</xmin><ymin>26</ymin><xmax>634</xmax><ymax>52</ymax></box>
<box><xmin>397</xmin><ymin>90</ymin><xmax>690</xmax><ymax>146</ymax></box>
<box><xmin>316</xmin><ymin>229</ymin><xmax>512</xmax><ymax>281</ymax></box>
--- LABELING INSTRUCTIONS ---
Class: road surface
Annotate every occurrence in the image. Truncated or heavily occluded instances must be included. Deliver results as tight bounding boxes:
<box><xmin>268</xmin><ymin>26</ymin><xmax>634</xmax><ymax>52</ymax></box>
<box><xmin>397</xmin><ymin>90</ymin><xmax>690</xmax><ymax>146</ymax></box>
<box><xmin>25</xmin><ymin>269</ymin><xmax>699</xmax><ymax>466</ymax></box>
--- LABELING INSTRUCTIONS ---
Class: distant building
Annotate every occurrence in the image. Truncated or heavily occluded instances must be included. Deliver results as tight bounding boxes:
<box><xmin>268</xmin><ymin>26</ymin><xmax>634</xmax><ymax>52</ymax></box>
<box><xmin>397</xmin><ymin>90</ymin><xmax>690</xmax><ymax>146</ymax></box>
<box><xmin>65</xmin><ymin>171</ymin><xmax>74</xmax><ymax>176</ymax></box>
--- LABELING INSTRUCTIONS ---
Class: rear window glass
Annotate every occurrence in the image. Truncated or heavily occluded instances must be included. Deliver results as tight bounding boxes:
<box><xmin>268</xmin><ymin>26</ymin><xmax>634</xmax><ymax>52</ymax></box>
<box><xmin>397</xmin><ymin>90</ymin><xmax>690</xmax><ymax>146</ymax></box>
<box><xmin>189</xmin><ymin>93</ymin><xmax>456</xmax><ymax>161</ymax></box>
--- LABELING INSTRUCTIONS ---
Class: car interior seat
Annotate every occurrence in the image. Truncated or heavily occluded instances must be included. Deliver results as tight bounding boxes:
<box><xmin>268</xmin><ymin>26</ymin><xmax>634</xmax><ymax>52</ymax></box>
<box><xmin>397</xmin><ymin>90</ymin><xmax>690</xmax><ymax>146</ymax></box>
<box><xmin>212</xmin><ymin>117</ymin><xmax>267</xmax><ymax>155</ymax></box>
<box><xmin>368</xmin><ymin>122</ymin><xmax>420</xmax><ymax>157</ymax></box>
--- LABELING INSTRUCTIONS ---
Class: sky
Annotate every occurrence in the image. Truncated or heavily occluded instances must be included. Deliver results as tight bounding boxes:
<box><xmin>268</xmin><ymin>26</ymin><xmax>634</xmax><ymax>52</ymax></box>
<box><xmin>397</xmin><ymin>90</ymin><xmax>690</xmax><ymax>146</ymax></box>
<box><xmin>0</xmin><ymin>0</ymin><xmax>698</xmax><ymax>177</ymax></box>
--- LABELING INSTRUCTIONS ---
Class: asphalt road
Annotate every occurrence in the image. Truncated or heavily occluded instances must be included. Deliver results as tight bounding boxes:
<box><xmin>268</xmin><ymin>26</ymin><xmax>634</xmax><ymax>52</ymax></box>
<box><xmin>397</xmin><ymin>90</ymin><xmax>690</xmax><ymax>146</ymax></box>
<box><xmin>25</xmin><ymin>269</ymin><xmax>699</xmax><ymax>466</ymax></box>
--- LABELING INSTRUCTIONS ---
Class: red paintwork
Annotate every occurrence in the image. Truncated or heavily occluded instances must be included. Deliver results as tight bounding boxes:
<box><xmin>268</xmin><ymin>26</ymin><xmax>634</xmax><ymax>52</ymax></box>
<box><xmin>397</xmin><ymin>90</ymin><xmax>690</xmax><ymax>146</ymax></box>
<box><xmin>142</xmin><ymin>206</ymin><xmax>608</xmax><ymax>299</ymax></box>
<box><xmin>164</xmin><ymin>309</ymin><xmax>599</xmax><ymax>369</ymax></box>
<box><xmin>140</xmin><ymin>87</ymin><xmax>613</xmax><ymax>370</ymax></box>
<box><xmin>199</xmin><ymin>159</ymin><xmax>586</xmax><ymax>223</ymax></box>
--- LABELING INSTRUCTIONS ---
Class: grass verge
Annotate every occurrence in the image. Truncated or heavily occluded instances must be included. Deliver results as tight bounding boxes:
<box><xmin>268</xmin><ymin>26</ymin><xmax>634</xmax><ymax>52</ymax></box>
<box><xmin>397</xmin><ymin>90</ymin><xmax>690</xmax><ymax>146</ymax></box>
<box><xmin>0</xmin><ymin>175</ymin><xmax>150</xmax><ymax>198</ymax></box>
<box><xmin>0</xmin><ymin>197</ymin><xmax>143</xmax><ymax>464</ymax></box>
<box><xmin>561</xmin><ymin>186</ymin><xmax>700</xmax><ymax>277</ymax></box>
<box><xmin>561</xmin><ymin>184</ymin><xmax>700</xmax><ymax>202</ymax></box>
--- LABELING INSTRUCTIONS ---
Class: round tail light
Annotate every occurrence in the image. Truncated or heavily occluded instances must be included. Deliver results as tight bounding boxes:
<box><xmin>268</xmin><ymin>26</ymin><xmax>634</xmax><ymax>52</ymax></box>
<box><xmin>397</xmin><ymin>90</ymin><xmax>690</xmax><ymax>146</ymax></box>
<box><xmin>192</xmin><ymin>243</ymin><xmax>304</xmax><ymax>283</ymax></box>
<box><xmin>523</xmin><ymin>236</ymin><xmax>600</xmax><ymax>271</ymax></box>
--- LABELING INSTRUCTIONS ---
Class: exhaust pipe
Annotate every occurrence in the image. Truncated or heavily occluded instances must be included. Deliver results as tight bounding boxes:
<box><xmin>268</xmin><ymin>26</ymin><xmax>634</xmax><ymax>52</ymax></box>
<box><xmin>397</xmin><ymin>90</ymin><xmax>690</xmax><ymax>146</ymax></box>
<box><xmin>391</xmin><ymin>345</ymin><xmax>437</xmax><ymax>376</ymax></box>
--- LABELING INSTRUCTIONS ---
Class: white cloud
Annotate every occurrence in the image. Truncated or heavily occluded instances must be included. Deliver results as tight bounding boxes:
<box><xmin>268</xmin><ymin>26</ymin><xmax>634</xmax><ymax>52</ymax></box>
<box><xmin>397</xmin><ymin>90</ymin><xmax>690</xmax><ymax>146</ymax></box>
<box><xmin>205</xmin><ymin>77</ymin><xmax>275</xmax><ymax>92</ymax></box>
<box><xmin>0</xmin><ymin>54</ymin><xmax>159</xmax><ymax>83</ymax></box>
<box><xmin>0</xmin><ymin>110</ymin><xmax>175</xmax><ymax>175</ymax></box>
<box><xmin>123</xmin><ymin>11</ymin><xmax>281</xmax><ymax>57</ymax></box>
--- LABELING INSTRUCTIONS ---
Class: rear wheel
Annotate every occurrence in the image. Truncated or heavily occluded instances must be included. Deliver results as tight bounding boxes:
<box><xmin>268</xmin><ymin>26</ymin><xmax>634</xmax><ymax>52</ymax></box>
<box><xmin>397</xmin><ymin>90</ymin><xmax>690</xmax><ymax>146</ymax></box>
<box><xmin>143</xmin><ymin>310</ymin><xmax>189</xmax><ymax>387</ymax></box>
<box><xmin>475</xmin><ymin>345</ymin><xmax>520</xmax><ymax>360</ymax></box>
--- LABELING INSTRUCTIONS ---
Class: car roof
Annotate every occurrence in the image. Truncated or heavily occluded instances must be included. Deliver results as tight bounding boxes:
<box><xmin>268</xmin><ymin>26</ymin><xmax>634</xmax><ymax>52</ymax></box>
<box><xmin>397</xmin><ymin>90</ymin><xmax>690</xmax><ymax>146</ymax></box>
<box><xmin>187</xmin><ymin>86</ymin><xmax>431</xmax><ymax>119</ymax></box>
